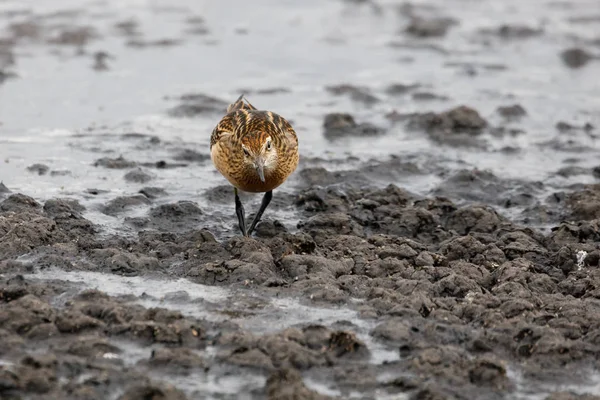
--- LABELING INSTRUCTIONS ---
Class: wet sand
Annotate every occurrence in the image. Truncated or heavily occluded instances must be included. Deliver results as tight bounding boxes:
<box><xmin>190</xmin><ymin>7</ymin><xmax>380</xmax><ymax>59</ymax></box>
<box><xmin>1</xmin><ymin>0</ymin><xmax>600</xmax><ymax>399</ymax></box>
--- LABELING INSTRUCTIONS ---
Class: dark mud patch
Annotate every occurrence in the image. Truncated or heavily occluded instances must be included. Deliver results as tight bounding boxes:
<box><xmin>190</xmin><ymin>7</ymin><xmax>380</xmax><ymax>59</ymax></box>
<box><xmin>126</xmin><ymin>38</ymin><xmax>183</xmax><ymax>48</ymax></box>
<box><xmin>3</xmin><ymin>182</ymin><xmax>600</xmax><ymax>398</ymax></box>
<box><xmin>385</xmin><ymin>82</ymin><xmax>421</xmax><ymax>95</ymax></box>
<box><xmin>296</xmin><ymin>157</ymin><xmax>429</xmax><ymax>192</ymax></box>
<box><xmin>100</xmin><ymin>195</ymin><xmax>151</xmax><ymax>216</ymax></box>
<box><xmin>556</xmin><ymin>121</ymin><xmax>596</xmax><ymax>134</ymax></box>
<box><xmin>113</xmin><ymin>19</ymin><xmax>141</xmax><ymax>37</ymax></box>
<box><xmin>325</xmin><ymin>84</ymin><xmax>380</xmax><ymax>106</ymax></box>
<box><xmin>480</xmin><ymin>24</ymin><xmax>544</xmax><ymax>39</ymax></box>
<box><xmin>94</xmin><ymin>155</ymin><xmax>137</xmax><ymax>169</ymax></box>
<box><xmin>7</xmin><ymin>16</ymin><xmax>100</xmax><ymax>50</ymax></box>
<box><xmin>170</xmin><ymin>148</ymin><xmax>210</xmax><ymax>163</ymax></box>
<box><xmin>387</xmin><ymin>105</ymin><xmax>489</xmax><ymax>146</ymax></box>
<box><xmin>403</xmin><ymin>16</ymin><xmax>458</xmax><ymax>38</ymax></box>
<box><xmin>125</xmin><ymin>201</ymin><xmax>205</xmax><ymax>233</ymax></box>
<box><xmin>183</xmin><ymin>15</ymin><xmax>210</xmax><ymax>36</ymax></box>
<box><xmin>560</xmin><ymin>47</ymin><xmax>598</xmax><ymax>69</ymax></box>
<box><xmin>411</xmin><ymin>91</ymin><xmax>450</xmax><ymax>101</ymax></box>
<box><xmin>432</xmin><ymin>169</ymin><xmax>544</xmax><ymax>209</ymax></box>
<box><xmin>497</xmin><ymin>104</ymin><xmax>527</xmax><ymax>120</ymax></box>
<box><xmin>165</xmin><ymin>93</ymin><xmax>228</xmax><ymax>118</ymax></box>
<box><xmin>26</xmin><ymin>163</ymin><xmax>49</xmax><ymax>176</ymax></box>
<box><xmin>566</xmin><ymin>184</ymin><xmax>600</xmax><ymax>221</ymax></box>
<box><xmin>124</xmin><ymin>168</ymin><xmax>154</xmax><ymax>184</ymax></box>
<box><xmin>322</xmin><ymin>113</ymin><xmax>385</xmax><ymax>141</ymax></box>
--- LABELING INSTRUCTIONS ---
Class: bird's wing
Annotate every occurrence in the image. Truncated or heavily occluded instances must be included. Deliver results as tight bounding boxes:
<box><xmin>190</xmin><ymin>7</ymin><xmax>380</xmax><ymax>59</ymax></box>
<box><xmin>210</xmin><ymin>114</ymin><xmax>235</xmax><ymax>149</ymax></box>
<box><xmin>284</xmin><ymin>126</ymin><xmax>298</xmax><ymax>150</ymax></box>
<box><xmin>269</xmin><ymin>111</ymin><xmax>298</xmax><ymax>150</ymax></box>
<box><xmin>212</xmin><ymin>95</ymin><xmax>257</xmax><ymax>149</ymax></box>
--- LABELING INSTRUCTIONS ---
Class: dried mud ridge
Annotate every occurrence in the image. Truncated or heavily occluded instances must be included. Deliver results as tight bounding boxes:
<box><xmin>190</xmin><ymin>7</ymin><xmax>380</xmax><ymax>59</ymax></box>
<box><xmin>2</xmin><ymin>174</ymin><xmax>600</xmax><ymax>400</ymax></box>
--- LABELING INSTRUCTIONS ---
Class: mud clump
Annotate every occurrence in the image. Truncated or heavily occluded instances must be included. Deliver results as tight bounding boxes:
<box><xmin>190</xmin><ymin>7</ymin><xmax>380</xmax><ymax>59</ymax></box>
<box><xmin>566</xmin><ymin>184</ymin><xmax>600</xmax><ymax>221</ymax></box>
<box><xmin>325</xmin><ymin>84</ymin><xmax>380</xmax><ymax>105</ymax></box>
<box><xmin>166</xmin><ymin>93</ymin><xmax>228</xmax><ymax>117</ymax></box>
<box><xmin>497</xmin><ymin>104</ymin><xmax>527</xmax><ymax>119</ymax></box>
<box><xmin>404</xmin><ymin>16</ymin><xmax>456</xmax><ymax>38</ymax></box>
<box><xmin>556</xmin><ymin>121</ymin><xmax>595</xmax><ymax>133</ymax></box>
<box><xmin>387</xmin><ymin>105</ymin><xmax>488</xmax><ymax>146</ymax></box>
<box><xmin>482</xmin><ymin>24</ymin><xmax>544</xmax><ymax>39</ymax></box>
<box><xmin>126</xmin><ymin>38</ymin><xmax>182</xmax><ymax>48</ymax></box>
<box><xmin>123</xmin><ymin>168</ymin><xmax>154</xmax><ymax>183</ymax></box>
<box><xmin>322</xmin><ymin>113</ymin><xmax>385</xmax><ymax>140</ymax></box>
<box><xmin>413</xmin><ymin>105</ymin><xmax>487</xmax><ymax>132</ymax></box>
<box><xmin>0</xmin><ymin>194</ymin><xmax>96</xmax><ymax>260</ymax></box>
<box><xmin>126</xmin><ymin>201</ymin><xmax>205</xmax><ymax>233</ymax></box>
<box><xmin>26</xmin><ymin>163</ymin><xmax>49</xmax><ymax>176</ymax></box>
<box><xmin>47</xmin><ymin>26</ymin><xmax>99</xmax><ymax>47</ymax></box>
<box><xmin>432</xmin><ymin>168</ymin><xmax>544</xmax><ymax>211</ymax></box>
<box><xmin>560</xmin><ymin>47</ymin><xmax>596</xmax><ymax>69</ymax></box>
<box><xmin>385</xmin><ymin>82</ymin><xmax>421</xmax><ymax>95</ymax></box>
<box><xmin>266</xmin><ymin>368</ymin><xmax>338</xmax><ymax>400</ymax></box>
<box><xmin>412</xmin><ymin>91</ymin><xmax>449</xmax><ymax>101</ymax></box>
<box><xmin>94</xmin><ymin>156</ymin><xmax>137</xmax><ymax>169</ymax></box>
<box><xmin>118</xmin><ymin>383</ymin><xmax>188</xmax><ymax>400</ymax></box>
<box><xmin>171</xmin><ymin>149</ymin><xmax>210</xmax><ymax>163</ymax></box>
<box><xmin>100</xmin><ymin>195</ymin><xmax>151</xmax><ymax>216</ymax></box>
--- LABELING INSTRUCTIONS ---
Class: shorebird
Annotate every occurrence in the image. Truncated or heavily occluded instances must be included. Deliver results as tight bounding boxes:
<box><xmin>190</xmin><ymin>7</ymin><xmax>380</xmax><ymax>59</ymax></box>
<box><xmin>210</xmin><ymin>94</ymin><xmax>299</xmax><ymax>237</ymax></box>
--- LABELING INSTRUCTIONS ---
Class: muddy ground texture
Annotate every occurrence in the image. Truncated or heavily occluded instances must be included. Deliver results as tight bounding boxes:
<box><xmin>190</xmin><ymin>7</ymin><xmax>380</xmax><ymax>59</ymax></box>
<box><xmin>2</xmin><ymin>162</ymin><xmax>600</xmax><ymax>399</ymax></box>
<box><xmin>2</xmin><ymin>1</ymin><xmax>600</xmax><ymax>399</ymax></box>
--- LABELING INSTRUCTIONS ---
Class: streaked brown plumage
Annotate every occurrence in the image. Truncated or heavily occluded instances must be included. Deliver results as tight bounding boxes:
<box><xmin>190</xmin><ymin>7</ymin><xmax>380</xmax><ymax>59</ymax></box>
<box><xmin>210</xmin><ymin>94</ymin><xmax>299</xmax><ymax>236</ymax></box>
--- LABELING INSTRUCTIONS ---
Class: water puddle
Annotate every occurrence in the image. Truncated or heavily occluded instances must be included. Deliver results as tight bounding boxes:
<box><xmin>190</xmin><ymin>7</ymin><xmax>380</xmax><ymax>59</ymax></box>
<box><xmin>508</xmin><ymin>366</ymin><xmax>600</xmax><ymax>400</ymax></box>
<box><xmin>25</xmin><ymin>267</ymin><xmax>399</xmax><ymax>364</ymax></box>
<box><xmin>18</xmin><ymin>267</ymin><xmax>400</xmax><ymax>397</ymax></box>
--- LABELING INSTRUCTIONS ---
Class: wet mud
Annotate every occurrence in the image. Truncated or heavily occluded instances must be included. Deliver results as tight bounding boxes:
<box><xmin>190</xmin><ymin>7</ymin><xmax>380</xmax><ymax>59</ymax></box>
<box><xmin>2</xmin><ymin>0</ymin><xmax>600</xmax><ymax>399</ymax></box>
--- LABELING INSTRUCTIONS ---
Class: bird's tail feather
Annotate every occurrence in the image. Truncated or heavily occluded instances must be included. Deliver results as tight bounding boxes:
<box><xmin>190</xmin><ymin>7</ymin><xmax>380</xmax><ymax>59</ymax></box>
<box><xmin>227</xmin><ymin>94</ymin><xmax>257</xmax><ymax>113</ymax></box>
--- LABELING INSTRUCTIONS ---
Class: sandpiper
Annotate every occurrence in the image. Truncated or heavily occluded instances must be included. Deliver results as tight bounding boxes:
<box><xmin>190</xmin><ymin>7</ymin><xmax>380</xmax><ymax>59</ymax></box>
<box><xmin>210</xmin><ymin>94</ymin><xmax>299</xmax><ymax>236</ymax></box>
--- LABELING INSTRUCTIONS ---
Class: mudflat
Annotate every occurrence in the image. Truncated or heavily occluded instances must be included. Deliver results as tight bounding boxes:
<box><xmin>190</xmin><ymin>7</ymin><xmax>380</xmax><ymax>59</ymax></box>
<box><xmin>1</xmin><ymin>0</ymin><xmax>600</xmax><ymax>399</ymax></box>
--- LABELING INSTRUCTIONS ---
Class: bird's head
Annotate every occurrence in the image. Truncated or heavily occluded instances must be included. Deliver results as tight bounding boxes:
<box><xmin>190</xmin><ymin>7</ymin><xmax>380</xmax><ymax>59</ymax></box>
<box><xmin>240</xmin><ymin>131</ymin><xmax>278</xmax><ymax>182</ymax></box>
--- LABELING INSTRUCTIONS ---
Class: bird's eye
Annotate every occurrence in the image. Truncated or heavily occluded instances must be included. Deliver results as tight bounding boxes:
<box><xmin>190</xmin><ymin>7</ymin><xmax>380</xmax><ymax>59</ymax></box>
<box><xmin>266</xmin><ymin>141</ymin><xmax>271</xmax><ymax>150</ymax></box>
<box><xmin>243</xmin><ymin>148</ymin><xmax>250</xmax><ymax>157</ymax></box>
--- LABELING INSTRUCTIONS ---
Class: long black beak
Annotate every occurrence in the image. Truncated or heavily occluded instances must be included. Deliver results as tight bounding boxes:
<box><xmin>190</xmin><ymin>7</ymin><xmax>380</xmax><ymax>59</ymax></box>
<box><xmin>255</xmin><ymin>161</ymin><xmax>265</xmax><ymax>182</ymax></box>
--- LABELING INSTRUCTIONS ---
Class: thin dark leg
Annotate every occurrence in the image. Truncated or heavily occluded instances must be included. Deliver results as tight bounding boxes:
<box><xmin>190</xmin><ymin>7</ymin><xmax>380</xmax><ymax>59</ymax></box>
<box><xmin>247</xmin><ymin>190</ymin><xmax>273</xmax><ymax>237</ymax></box>
<box><xmin>234</xmin><ymin>187</ymin><xmax>247</xmax><ymax>236</ymax></box>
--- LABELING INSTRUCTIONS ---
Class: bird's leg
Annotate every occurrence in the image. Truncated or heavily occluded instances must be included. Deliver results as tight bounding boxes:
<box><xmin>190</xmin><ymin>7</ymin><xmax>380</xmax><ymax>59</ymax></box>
<box><xmin>234</xmin><ymin>187</ymin><xmax>247</xmax><ymax>236</ymax></box>
<box><xmin>247</xmin><ymin>190</ymin><xmax>273</xmax><ymax>237</ymax></box>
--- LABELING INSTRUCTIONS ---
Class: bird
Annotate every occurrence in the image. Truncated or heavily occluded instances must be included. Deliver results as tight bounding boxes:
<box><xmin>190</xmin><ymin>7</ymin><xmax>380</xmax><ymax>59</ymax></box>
<box><xmin>210</xmin><ymin>94</ymin><xmax>299</xmax><ymax>237</ymax></box>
